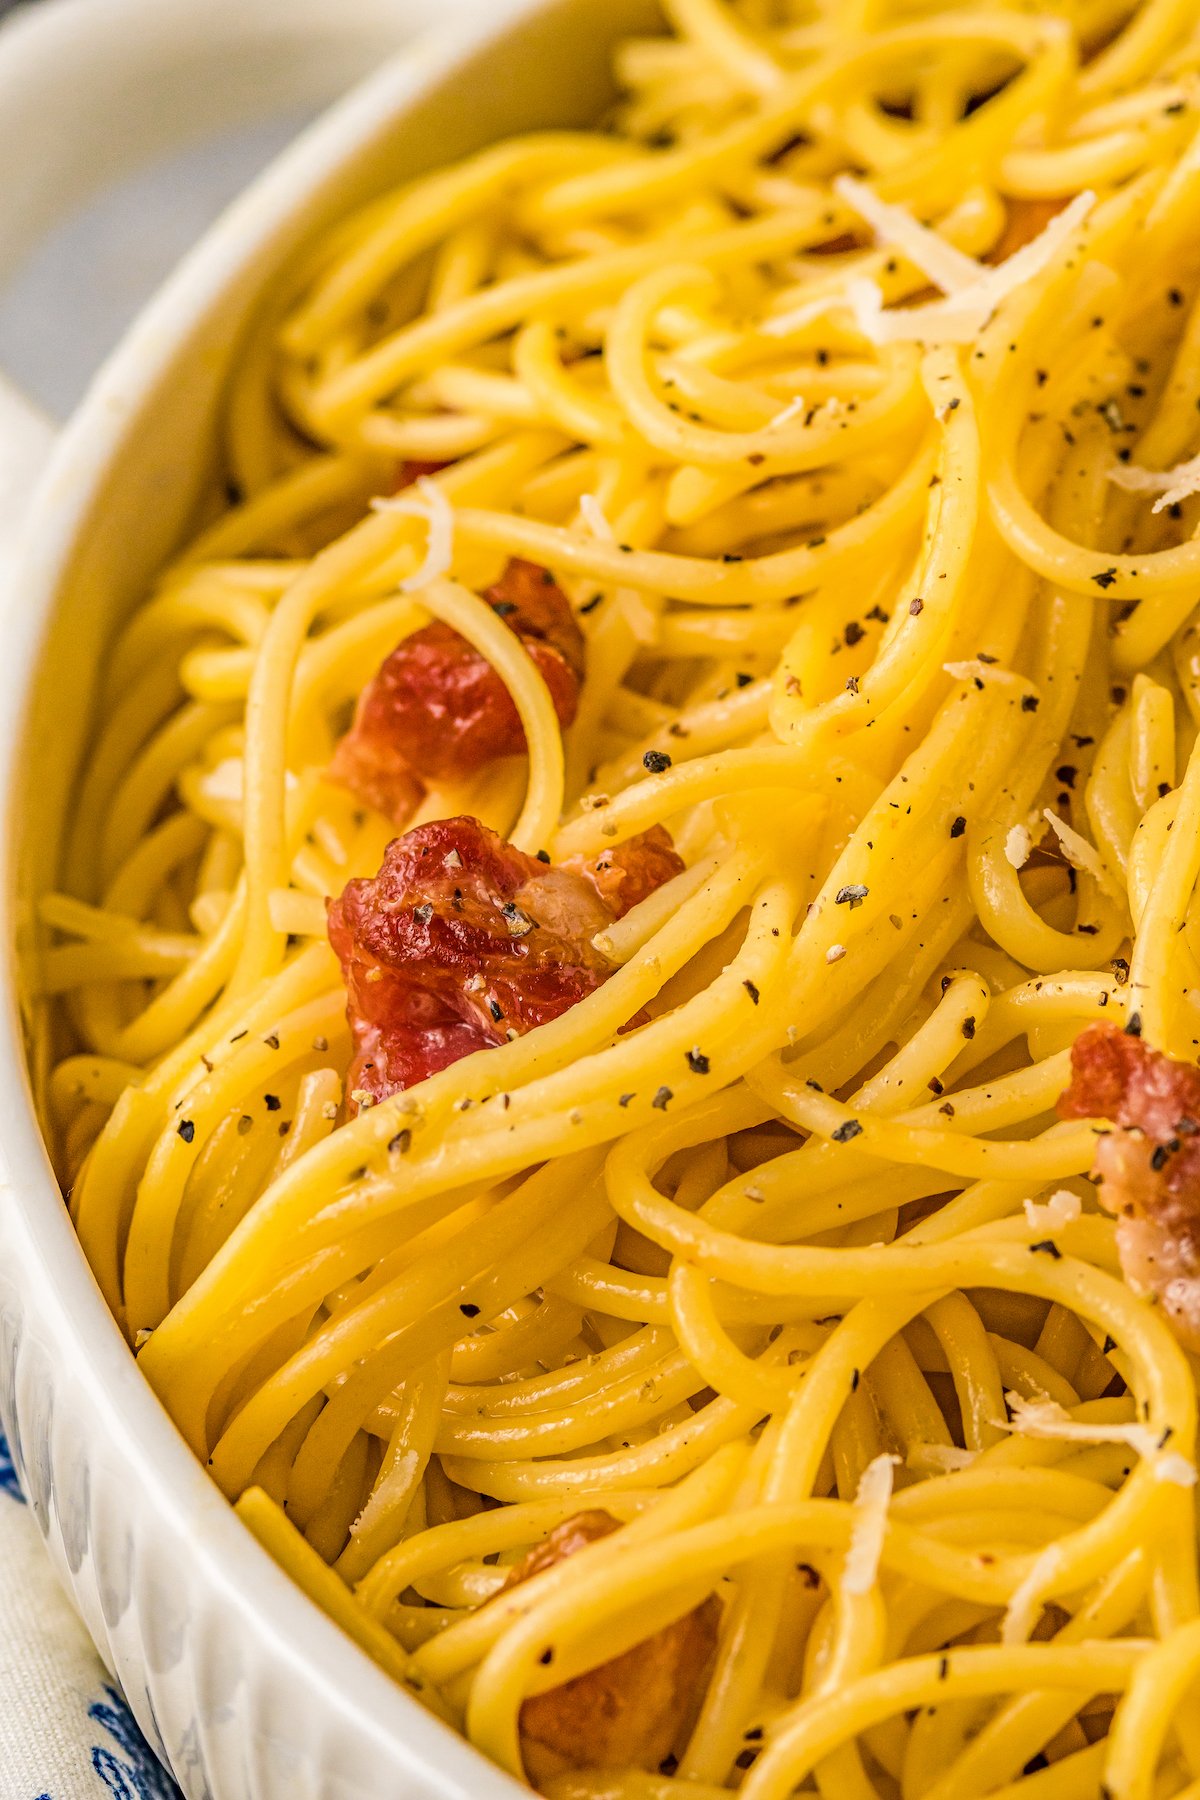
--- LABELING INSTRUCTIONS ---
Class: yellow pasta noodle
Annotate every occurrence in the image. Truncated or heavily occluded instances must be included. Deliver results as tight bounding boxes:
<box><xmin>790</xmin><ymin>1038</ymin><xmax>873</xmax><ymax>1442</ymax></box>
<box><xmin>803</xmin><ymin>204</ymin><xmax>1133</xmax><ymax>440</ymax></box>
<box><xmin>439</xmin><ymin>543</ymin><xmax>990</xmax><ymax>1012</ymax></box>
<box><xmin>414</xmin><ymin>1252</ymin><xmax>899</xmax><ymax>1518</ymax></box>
<box><xmin>37</xmin><ymin>1</ymin><xmax>1200</xmax><ymax>1793</ymax></box>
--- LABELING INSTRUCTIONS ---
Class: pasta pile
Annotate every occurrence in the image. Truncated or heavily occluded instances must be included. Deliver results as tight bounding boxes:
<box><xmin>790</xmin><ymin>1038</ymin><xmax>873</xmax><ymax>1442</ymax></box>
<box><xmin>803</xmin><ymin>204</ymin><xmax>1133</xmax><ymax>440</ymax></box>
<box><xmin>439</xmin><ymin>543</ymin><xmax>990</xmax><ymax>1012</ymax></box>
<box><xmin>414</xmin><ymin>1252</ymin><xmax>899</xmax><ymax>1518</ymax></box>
<box><xmin>37</xmin><ymin>0</ymin><xmax>1200</xmax><ymax>1792</ymax></box>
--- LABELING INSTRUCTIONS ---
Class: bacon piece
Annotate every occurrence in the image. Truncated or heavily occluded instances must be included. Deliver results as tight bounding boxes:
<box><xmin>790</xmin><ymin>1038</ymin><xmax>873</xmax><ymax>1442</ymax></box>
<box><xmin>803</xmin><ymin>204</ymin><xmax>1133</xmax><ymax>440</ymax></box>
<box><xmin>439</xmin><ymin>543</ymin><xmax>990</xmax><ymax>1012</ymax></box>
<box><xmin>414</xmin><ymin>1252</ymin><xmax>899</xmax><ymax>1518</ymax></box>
<box><xmin>1058</xmin><ymin>1022</ymin><xmax>1200</xmax><ymax>1349</ymax></box>
<box><xmin>394</xmin><ymin>459</ymin><xmax>448</xmax><ymax>489</ymax></box>
<box><xmin>327</xmin><ymin>817</ymin><xmax>680</xmax><ymax>1108</ymax></box>
<box><xmin>569</xmin><ymin>823</ymin><xmax>684</xmax><ymax>921</ymax></box>
<box><xmin>505</xmin><ymin>1510</ymin><xmax>720</xmax><ymax>1786</ymax></box>
<box><xmin>329</xmin><ymin>560</ymin><xmax>585</xmax><ymax>825</ymax></box>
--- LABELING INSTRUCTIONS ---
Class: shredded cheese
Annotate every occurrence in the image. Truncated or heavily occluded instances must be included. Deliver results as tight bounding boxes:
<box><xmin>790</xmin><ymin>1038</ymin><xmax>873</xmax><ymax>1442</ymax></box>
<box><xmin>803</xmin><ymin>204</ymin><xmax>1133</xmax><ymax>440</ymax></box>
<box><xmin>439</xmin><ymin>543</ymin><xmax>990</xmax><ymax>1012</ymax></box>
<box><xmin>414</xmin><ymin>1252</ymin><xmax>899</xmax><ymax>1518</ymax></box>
<box><xmin>1005</xmin><ymin>823</ymin><xmax>1033</xmax><ymax>869</ymax></box>
<box><xmin>1109</xmin><ymin>451</ymin><xmax>1200</xmax><ymax>513</ymax></box>
<box><xmin>907</xmin><ymin>1444</ymin><xmax>976</xmax><ymax>1475</ymax></box>
<box><xmin>840</xmin><ymin>190</ymin><xmax>1096</xmax><ymax>346</ymax></box>
<box><xmin>1041</xmin><ymin>808</ymin><xmax>1124</xmax><ymax>902</ymax></box>
<box><xmin>1002</xmin><ymin>1546</ymin><xmax>1062</xmax><ymax>1645</ymax></box>
<box><xmin>832</xmin><ymin>175</ymin><xmax>983</xmax><ymax>295</ymax></box>
<box><xmin>372</xmin><ymin>475</ymin><xmax>455</xmax><ymax>592</ymax></box>
<box><xmin>999</xmin><ymin>1392</ymin><xmax>1196</xmax><ymax>1485</ymax></box>
<box><xmin>1023</xmin><ymin>1188</ymin><xmax>1082</xmax><ymax>1232</ymax></box>
<box><xmin>843</xmin><ymin>1452</ymin><xmax>898</xmax><ymax>1595</ymax></box>
<box><xmin>768</xmin><ymin>395</ymin><xmax>808</xmax><ymax>430</ymax></box>
<box><xmin>579</xmin><ymin>492</ymin><xmax>616</xmax><ymax>542</ymax></box>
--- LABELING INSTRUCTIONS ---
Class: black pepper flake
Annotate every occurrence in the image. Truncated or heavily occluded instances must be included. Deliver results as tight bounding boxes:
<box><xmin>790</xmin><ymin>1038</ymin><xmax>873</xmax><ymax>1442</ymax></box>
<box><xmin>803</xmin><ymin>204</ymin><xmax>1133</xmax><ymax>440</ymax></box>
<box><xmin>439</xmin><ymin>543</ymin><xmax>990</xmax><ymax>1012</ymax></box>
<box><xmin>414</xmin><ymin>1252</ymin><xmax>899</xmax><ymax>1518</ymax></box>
<box><xmin>850</xmin><ymin>1368</ymin><xmax>860</xmax><ymax>1391</ymax></box>
<box><xmin>962</xmin><ymin>1016</ymin><xmax>976</xmax><ymax>1039</ymax></box>
<box><xmin>832</xmin><ymin>1119</ymin><xmax>863</xmax><ymax>1143</ymax></box>
<box><xmin>389</xmin><ymin>1130</ymin><xmax>412</xmax><ymax>1155</ymax></box>
<box><xmin>460</xmin><ymin>1303</ymin><xmax>481</xmax><ymax>1318</ymax></box>
<box><xmin>909</xmin><ymin>597</ymin><xmax>924</xmax><ymax>616</ymax></box>
<box><xmin>579</xmin><ymin>593</ymin><xmax>603</xmax><ymax>615</ymax></box>
<box><xmin>949</xmin><ymin>815</ymin><xmax>966</xmax><ymax>839</ymax></box>
<box><xmin>1151</xmin><ymin>1144</ymin><xmax>1170</xmax><ymax>1171</ymax></box>
<box><xmin>619</xmin><ymin>1093</ymin><xmax>636</xmax><ymax>1107</ymax></box>
<box><xmin>536</xmin><ymin>849</ymin><xmax>551</xmax><ymax>864</ymax></box>
<box><xmin>686</xmin><ymin>1048</ymin><xmax>711</xmax><ymax>1075</ymax></box>
<box><xmin>1030</xmin><ymin>1240</ymin><xmax>1062</xmax><ymax>1258</ymax></box>
<box><xmin>264</xmin><ymin>1094</ymin><xmax>281</xmax><ymax>1112</ymax></box>
<box><xmin>835</xmin><ymin>883</ymin><xmax>868</xmax><ymax>908</ymax></box>
<box><xmin>745</xmin><ymin>1727</ymin><xmax>763</xmax><ymax>1742</ymax></box>
<box><xmin>1102</xmin><ymin>1334</ymin><xmax>1117</xmax><ymax>1355</ymax></box>
<box><xmin>230</xmin><ymin>1029</ymin><xmax>247</xmax><ymax>1042</ymax></box>
<box><xmin>1055</xmin><ymin>765</ymin><xmax>1077</xmax><ymax>789</ymax></box>
<box><xmin>177</xmin><ymin>1119</ymin><xmax>195</xmax><ymax>1144</ymax></box>
<box><xmin>1091</xmin><ymin>567</ymin><xmax>1119</xmax><ymax>589</ymax></box>
<box><xmin>736</xmin><ymin>671</ymin><xmax>754</xmax><ymax>687</ymax></box>
<box><xmin>539</xmin><ymin>1648</ymin><xmax>555</xmax><ymax>1665</ymax></box>
<box><xmin>643</xmin><ymin>749</ymin><xmax>673</xmax><ymax>773</ymax></box>
<box><xmin>1111</xmin><ymin>957</ymin><xmax>1130</xmax><ymax>985</ymax></box>
<box><xmin>844</xmin><ymin>620</ymin><xmax>864</xmax><ymax>647</ymax></box>
<box><xmin>413</xmin><ymin>903</ymin><xmax>433</xmax><ymax>925</ymax></box>
<box><xmin>735</xmin><ymin>1751</ymin><xmax>758</xmax><ymax>1772</ymax></box>
<box><xmin>1177</xmin><ymin>1116</ymin><xmax>1199</xmax><ymax>1136</ymax></box>
<box><xmin>237</xmin><ymin>1114</ymin><xmax>253</xmax><ymax>1136</ymax></box>
<box><xmin>1021</xmin><ymin>694</ymin><xmax>1039</xmax><ymax>712</ymax></box>
<box><xmin>743</xmin><ymin>980</ymin><xmax>760</xmax><ymax>1004</ymax></box>
<box><xmin>492</xmin><ymin>600</ymin><xmax>517</xmax><ymax>617</ymax></box>
<box><xmin>1034</xmin><ymin>369</ymin><xmax>1048</xmax><ymax>387</ymax></box>
<box><xmin>939</xmin><ymin>1656</ymin><xmax>950</xmax><ymax>1679</ymax></box>
<box><xmin>1125</xmin><ymin>1011</ymin><xmax>1143</xmax><ymax>1037</ymax></box>
<box><xmin>488</xmin><ymin>999</ymin><xmax>504</xmax><ymax>1022</ymax></box>
<box><xmin>264</xmin><ymin>1032</ymin><xmax>280</xmax><ymax>1050</ymax></box>
<box><xmin>652</xmin><ymin>1086</ymin><xmax>673</xmax><ymax>1110</ymax></box>
<box><xmin>845</xmin><ymin>675</ymin><xmax>859</xmax><ymax>695</ymax></box>
<box><xmin>1169</xmin><ymin>287</ymin><xmax>1185</xmax><ymax>306</ymax></box>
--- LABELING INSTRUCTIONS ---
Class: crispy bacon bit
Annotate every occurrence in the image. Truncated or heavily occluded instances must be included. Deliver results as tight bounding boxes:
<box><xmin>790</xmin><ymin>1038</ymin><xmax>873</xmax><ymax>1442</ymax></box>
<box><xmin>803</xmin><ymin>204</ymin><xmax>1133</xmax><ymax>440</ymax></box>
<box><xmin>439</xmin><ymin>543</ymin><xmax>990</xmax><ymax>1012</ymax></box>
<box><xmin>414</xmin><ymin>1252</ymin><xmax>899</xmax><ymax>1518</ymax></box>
<box><xmin>394</xmin><ymin>460</ymin><xmax>448</xmax><ymax>489</ymax></box>
<box><xmin>327</xmin><ymin>817</ymin><xmax>680</xmax><ymax>1108</ymax></box>
<box><xmin>505</xmin><ymin>1510</ymin><xmax>720</xmax><ymax>1785</ymax></box>
<box><xmin>569</xmin><ymin>824</ymin><xmax>684</xmax><ymax>921</ymax></box>
<box><xmin>329</xmin><ymin>559</ymin><xmax>585</xmax><ymax>824</ymax></box>
<box><xmin>1059</xmin><ymin>1022</ymin><xmax>1200</xmax><ymax>1349</ymax></box>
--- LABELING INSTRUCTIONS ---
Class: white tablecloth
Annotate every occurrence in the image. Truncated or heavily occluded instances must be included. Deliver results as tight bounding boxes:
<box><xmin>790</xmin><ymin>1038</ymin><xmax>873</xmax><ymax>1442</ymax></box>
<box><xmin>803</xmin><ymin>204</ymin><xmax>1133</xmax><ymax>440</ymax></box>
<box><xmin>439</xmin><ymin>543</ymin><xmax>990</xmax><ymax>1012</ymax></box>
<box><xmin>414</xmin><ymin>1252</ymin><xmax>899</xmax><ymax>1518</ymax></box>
<box><xmin>0</xmin><ymin>1428</ymin><xmax>181</xmax><ymax>1797</ymax></box>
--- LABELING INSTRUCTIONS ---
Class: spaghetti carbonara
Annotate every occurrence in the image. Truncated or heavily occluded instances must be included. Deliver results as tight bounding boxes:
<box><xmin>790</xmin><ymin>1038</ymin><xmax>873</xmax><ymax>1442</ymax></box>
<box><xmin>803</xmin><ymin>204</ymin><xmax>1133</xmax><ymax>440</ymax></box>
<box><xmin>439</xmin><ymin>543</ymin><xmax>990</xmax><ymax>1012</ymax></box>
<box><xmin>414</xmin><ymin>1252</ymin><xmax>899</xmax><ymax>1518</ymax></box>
<box><xmin>37</xmin><ymin>0</ymin><xmax>1200</xmax><ymax>1792</ymax></box>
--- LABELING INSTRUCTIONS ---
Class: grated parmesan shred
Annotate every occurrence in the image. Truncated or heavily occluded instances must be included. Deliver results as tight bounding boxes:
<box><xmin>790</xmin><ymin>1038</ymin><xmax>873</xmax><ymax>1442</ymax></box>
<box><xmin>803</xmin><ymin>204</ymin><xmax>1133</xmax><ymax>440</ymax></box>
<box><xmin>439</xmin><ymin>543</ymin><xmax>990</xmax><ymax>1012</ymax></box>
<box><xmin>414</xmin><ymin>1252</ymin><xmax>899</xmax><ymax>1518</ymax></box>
<box><xmin>844</xmin><ymin>1452</ymin><xmax>899</xmax><ymax>1595</ymax></box>
<box><xmin>1041</xmin><ymin>809</ymin><xmax>1123</xmax><ymax>903</ymax></box>
<box><xmin>832</xmin><ymin>175</ymin><xmax>984</xmax><ymax>296</ymax></box>
<box><xmin>372</xmin><ymin>475</ymin><xmax>455</xmax><ymax>592</ymax></box>
<box><xmin>1023</xmin><ymin>1188</ymin><xmax>1082</xmax><ymax>1232</ymax></box>
<box><xmin>768</xmin><ymin>395</ymin><xmax>808</xmax><ymax>430</ymax></box>
<box><xmin>1005</xmin><ymin>823</ymin><xmax>1033</xmax><ymax>870</ymax></box>
<box><xmin>579</xmin><ymin>492</ymin><xmax>616</xmax><ymax>542</ymax></box>
<box><xmin>1002</xmin><ymin>1546</ymin><xmax>1063</xmax><ymax>1645</ymax></box>
<box><xmin>1109</xmin><ymin>451</ymin><xmax>1200</xmax><ymax>514</ymax></box>
<box><xmin>837</xmin><ymin>189</ymin><xmax>1096</xmax><ymax>347</ymax></box>
<box><xmin>999</xmin><ymin>1392</ymin><xmax>1197</xmax><ymax>1486</ymax></box>
<box><xmin>907</xmin><ymin>1443</ymin><xmax>976</xmax><ymax>1475</ymax></box>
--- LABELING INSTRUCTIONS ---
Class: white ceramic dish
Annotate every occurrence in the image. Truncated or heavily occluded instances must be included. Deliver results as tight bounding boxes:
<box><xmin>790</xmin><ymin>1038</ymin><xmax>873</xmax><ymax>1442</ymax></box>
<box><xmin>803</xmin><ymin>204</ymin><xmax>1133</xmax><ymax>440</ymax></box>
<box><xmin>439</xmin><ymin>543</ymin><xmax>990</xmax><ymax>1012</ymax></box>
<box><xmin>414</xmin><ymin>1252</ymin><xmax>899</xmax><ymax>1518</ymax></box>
<box><xmin>0</xmin><ymin>0</ymin><xmax>662</xmax><ymax>1792</ymax></box>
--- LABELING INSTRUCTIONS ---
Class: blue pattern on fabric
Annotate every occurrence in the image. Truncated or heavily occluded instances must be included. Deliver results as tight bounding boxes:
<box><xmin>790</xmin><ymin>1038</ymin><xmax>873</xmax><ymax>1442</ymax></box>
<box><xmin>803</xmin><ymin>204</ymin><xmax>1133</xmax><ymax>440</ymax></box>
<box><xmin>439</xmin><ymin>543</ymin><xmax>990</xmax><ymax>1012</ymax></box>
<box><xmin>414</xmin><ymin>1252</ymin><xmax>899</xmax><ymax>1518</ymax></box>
<box><xmin>0</xmin><ymin>1427</ymin><xmax>24</xmax><ymax>1502</ymax></box>
<box><xmin>89</xmin><ymin>1688</ymin><xmax>180</xmax><ymax>1800</ymax></box>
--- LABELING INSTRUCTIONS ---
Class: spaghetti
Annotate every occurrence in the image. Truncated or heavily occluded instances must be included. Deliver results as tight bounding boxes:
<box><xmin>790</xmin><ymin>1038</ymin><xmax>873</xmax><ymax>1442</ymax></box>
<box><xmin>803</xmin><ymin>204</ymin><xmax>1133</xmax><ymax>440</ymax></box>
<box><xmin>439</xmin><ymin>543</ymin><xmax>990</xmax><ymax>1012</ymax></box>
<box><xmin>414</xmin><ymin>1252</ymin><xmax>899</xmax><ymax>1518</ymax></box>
<box><xmin>36</xmin><ymin>0</ymin><xmax>1200</xmax><ymax>1793</ymax></box>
